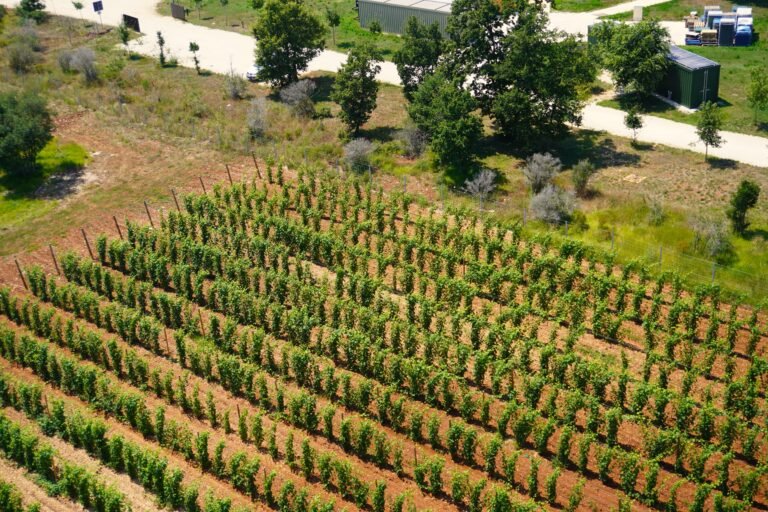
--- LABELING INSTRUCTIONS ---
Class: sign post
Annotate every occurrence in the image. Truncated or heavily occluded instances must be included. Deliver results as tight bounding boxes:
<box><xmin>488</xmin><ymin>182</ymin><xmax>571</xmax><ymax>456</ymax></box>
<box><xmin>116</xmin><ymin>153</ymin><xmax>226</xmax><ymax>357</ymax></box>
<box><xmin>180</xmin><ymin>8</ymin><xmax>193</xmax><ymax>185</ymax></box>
<box><xmin>92</xmin><ymin>1</ymin><xmax>104</xmax><ymax>30</ymax></box>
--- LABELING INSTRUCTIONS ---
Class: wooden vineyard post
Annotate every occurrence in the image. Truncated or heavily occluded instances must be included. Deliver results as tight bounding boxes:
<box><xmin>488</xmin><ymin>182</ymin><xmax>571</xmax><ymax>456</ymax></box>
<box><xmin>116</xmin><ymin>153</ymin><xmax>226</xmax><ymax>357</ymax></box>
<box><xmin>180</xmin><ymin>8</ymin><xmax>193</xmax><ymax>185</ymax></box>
<box><xmin>197</xmin><ymin>308</ymin><xmax>206</xmax><ymax>336</ymax></box>
<box><xmin>81</xmin><ymin>229</ymin><xmax>95</xmax><ymax>260</ymax></box>
<box><xmin>236</xmin><ymin>403</ymin><xmax>241</xmax><ymax>421</ymax></box>
<box><xmin>113</xmin><ymin>215</ymin><xmax>123</xmax><ymax>240</ymax></box>
<box><xmin>171</xmin><ymin>188</ymin><xmax>181</xmax><ymax>212</ymax></box>
<box><xmin>252</xmin><ymin>152</ymin><xmax>262</xmax><ymax>179</ymax></box>
<box><xmin>14</xmin><ymin>258</ymin><xmax>27</xmax><ymax>290</ymax></box>
<box><xmin>226</xmin><ymin>164</ymin><xmax>233</xmax><ymax>186</ymax></box>
<box><xmin>49</xmin><ymin>244</ymin><xmax>61</xmax><ymax>275</ymax></box>
<box><xmin>164</xmin><ymin>328</ymin><xmax>170</xmax><ymax>354</ymax></box>
<box><xmin>144</xmin><ymin>201</ymin><xmax>155</xmax><ymax>229</ymax></box>
<box><xmin>199</xmin><ymin>177</ymin><xmax>207</xmax><ymax>195</ymax></box>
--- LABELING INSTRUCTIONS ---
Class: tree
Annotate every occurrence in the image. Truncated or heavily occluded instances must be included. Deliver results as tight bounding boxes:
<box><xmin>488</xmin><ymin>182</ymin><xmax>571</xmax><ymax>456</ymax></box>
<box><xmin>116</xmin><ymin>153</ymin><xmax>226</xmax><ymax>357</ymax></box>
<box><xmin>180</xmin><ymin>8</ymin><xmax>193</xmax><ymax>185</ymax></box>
<box><xmin>530</xmin><ymin>185</ymin><xmax>575</xmax><ymax>225</ymax></box>
<box><xmin>408</xmin><ymin>71</ymin><xmax>482</xmax><ymax>171</ymax></box>
<box><xmin>393</xmin><ymin>17</ymin><xmax>444</xmax><ymax>101</ymax></box>
<box><xmin>72</xmin><ymin>1</ymin><xmax>83</xmax><ymax>22</ymax></box>
<box><xmin>253</xmin><ymin>0</ymin><xmax>325</xmax><ymax>87</ymax></box>
<box><xmin>189</xmin><ymin>42</ymin><xmax>201</xmax><ymax>74</ymax></box>
<box><xmin>156</xmin><ymin>31</ymin><xmax>166</xmax><ymax>67</ymax></box>
<box><xmin>696</xmin><ymin>101</ymin><xmax>723</xmax><ymax>161</ymax></box>
<box><xmin>326</xmin><ymin>9</ymin><xmax>340</xmax><ymax>46</ymax></box>
<box><xmin>220</xmin><ymin>0</ymin><xmax>229</xmax><ymax>26</ymax></box>
<box><xmin>331</xmin><ymin>44</ymin><xmax>381</xmax><ymax>134</ymax></box>
<box><xmin>747</xmin><ymin>67</ymin><xmax>768</xmax><ymax>124</ymax></box>
<box><xmin>0</xmin><ymin>91</ymin><xmax>53</xmax><ymax>171</ymax></box>
<box><xmin>19</xmin><ymin>0</ymin><xmax>46</xmax><ymax>22</ymax></box>
<box><xmin>445</xmin><ymin>0</ymin><xmax>595</xmax><ymax>148</ymax></box>
<box><xmin>598</xmin><ymin>20</ymin><xmax>670</xmax><ymax>94</ymax></box>
<box><xmin>117</xmin><ymin>23</ymin><xmax>130</xmax><ymax>52</ymax></box>
<box><xmin>727</xmin><ymin>180</ymin><xmax>760</xmax><ymax>236</ymax></box>
<box><xmin>624</xmin><ymin>107</ymin><xmax>643</xmax><ymax>142</ymax></box>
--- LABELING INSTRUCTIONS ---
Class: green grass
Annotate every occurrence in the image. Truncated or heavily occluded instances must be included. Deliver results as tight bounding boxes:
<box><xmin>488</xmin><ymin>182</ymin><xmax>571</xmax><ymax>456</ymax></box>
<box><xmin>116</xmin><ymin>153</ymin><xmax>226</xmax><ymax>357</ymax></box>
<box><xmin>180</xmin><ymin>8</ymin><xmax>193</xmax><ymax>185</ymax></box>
<box><xmin>156</xmin><ymin>0</ymin><xmax>404</xmax><ymax>59</ymax></box>
<box><xmin>601</xmin><ymin>0</ymin><xmax>768</xmax><ymax>136</ymax></box>
<box><xmin>0</xmin><ymin>140</ymin><xmax>90</xmax><ymax>230</ymax></box>
<box><xmin>554</xmin><ymin>0</ymin><xmax>631</xmax><ymax>12</ymax></box>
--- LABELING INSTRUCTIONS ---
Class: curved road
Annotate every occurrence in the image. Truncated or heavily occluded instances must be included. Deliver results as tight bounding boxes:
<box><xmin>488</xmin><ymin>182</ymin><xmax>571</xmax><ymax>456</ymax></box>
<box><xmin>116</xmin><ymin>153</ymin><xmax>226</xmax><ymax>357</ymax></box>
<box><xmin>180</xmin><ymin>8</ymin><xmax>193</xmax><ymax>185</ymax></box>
<box><xmin>4</xmin><ymin>0</ymin><xmax>767</xmax><ymax>167</ymax></box>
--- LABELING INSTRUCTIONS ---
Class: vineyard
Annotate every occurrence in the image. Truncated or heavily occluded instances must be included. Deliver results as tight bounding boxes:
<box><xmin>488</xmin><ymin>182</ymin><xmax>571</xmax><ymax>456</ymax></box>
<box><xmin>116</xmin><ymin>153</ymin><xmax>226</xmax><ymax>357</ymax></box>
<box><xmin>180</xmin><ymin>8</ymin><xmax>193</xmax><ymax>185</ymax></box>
<box><xmin>0</xmin><ymin>165</ymin><xmax>766</xmax><ymax>512</ymax></box>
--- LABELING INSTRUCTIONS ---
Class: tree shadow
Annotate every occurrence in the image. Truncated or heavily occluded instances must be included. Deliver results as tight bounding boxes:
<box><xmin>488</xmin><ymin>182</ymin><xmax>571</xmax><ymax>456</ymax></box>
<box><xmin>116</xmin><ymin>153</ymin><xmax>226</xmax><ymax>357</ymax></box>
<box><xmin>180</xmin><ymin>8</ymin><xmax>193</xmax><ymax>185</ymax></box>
<box><xmin>744</xmin><ymin>227</ymin><xmax>768</xmax><ymax>241</ymax></box>
<box><xmin>0</xmin><ymin>149</ymin><xmax>87</xmax><ymax>201</ymax></box>
<box><xmin>308</xmin><ymin>74</ymin><xmax>336</xmax><ymax>103</ymax></box>
<box><xmin>630</xmin><ymin>140</ymin><xmax>654</xmax><ymax>151</ymax></box>
<box><xmin>359</xmin><ymin>126</ymin><xmax>399</xmax><ymax>143</ymax></box>
<box><xmin>554</xmin><ymin>130</ymin><xmax>642</xmax><ymax>168</ymax></box>
<box><xmin>707</xmin><ymin>157</ymin><xmax>739</xmax><ymax>169</ymax></box>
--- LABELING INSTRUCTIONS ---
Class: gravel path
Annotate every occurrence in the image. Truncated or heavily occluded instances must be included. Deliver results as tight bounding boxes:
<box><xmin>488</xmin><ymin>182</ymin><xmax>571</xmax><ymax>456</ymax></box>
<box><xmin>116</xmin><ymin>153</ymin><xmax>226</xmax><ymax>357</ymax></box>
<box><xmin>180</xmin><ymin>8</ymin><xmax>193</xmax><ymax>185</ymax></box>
<box><xmin>3</xmin><ymin>0</ymin><xmax>766</xmax><ymax>167</ymax></box>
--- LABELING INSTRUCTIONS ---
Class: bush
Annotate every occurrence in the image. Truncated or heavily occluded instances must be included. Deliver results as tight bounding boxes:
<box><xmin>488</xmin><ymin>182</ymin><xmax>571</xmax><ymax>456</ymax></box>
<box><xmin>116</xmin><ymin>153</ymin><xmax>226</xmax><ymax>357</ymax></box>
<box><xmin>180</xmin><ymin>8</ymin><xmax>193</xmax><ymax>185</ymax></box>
<box><xmin>524</xmin><ymin>153</ymin><xmax>562</xmax><ymax>194</ymax></box>
<box><xmin>396</xmin><ymin>125</ymin><xmax>427</xmax><ymax>158</ymax></box>
<box><xmin>70</xmin><ymin>47</ymin><xmax>99</xmax><ymax>84</ymax></box>
<box><xmin>530</xmin><ymin>185</ymin><xmax>575</xmax><ymax>225</ymax></box>
<box><xmin>58</xmin><ymin>50</ymin><xmax>75</xmax><ymax>72</ymax></box>
<box><xmin>8</xmin><ymin>43</ymin><xmax>38</xmax><ymax>74</ymax></box>
<box><xmin>247</xmin><ymin>98</ymin><xmax>268</xmax><ymax>139</ymax></box>
<box><xmin>343</xmin><ymin>138</ymin><xmax>374</xmax><ymax>172</ymax></box>
<box><xmin>0</xmin><ymin>91</ymin><xmax>53</xmax><ymax>170</ymax></box>
<box><xmin>571</xmin><ymin>159</ymin><xmax>596</xmax><ymax>197</ymax></box>
<box><xmin>690</xmin><ymin>213</ymin><xmax>733</xmax><ymax>262</ymax></box>
<box><xmin>279</xmin><ymin>79</ymin><xmax>316</xmax><ymax>118</ymax></box>
<box><xmin>18</xmin><ymin>0</ymin><xmax>46</xmax><ymax>22</ymax></box>
<box><xmin>225</xmin><ymin>69</ymin><xmax>247</xmax><ymax>100</ymax></box>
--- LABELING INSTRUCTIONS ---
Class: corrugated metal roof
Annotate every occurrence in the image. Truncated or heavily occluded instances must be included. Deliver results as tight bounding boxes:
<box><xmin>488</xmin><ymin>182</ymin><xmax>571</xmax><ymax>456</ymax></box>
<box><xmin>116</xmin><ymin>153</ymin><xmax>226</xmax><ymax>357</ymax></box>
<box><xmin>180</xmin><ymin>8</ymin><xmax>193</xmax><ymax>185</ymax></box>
<box><xmin>668</xmin><ymin>45</ymin><xmax>719</xmax><ymax>70</ymax></box>
<box><xmin>360</xmin><ymin>0</ymin><xmax>454</xmax><ymax>12</ymax></box>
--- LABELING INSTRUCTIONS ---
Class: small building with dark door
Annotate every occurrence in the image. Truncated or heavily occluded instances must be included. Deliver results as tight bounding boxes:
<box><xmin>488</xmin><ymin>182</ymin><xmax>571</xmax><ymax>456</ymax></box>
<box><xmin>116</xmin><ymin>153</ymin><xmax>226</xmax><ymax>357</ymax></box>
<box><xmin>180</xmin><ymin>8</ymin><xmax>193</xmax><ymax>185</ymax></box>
<box><xmin>358</xmin><ymin>0</ymin><xmax>453</xmax><ymax>35</ymax></box>
<box><xmin>656</xmin><ymin>45</ymin><xmax>720</xmax><ymax>109</ymax></box>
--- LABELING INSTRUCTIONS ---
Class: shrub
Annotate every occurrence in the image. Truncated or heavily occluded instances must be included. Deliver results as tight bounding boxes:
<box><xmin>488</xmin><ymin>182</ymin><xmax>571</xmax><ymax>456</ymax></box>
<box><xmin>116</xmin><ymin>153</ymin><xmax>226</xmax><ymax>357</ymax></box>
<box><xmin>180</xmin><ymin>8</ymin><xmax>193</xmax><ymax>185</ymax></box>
<box><xmin>397</xmin><ymin>126</ymin><xmax>427</xmax><ymax>158</ymax></box>
<box><xmin>524</xmin><ymin>153</ymin><xmax>561</xmax><ymax>194</ymax></box>
<box><xmin>225</xmin><ymin>68</ymin><xmax>247</xmax><ymax>100</ymax></box>
<box><xmin>70</xmin><ymin>47</ymin><xmax>99</xmax><ymax>84</ymax></box>
<box><xmin>279</xmin><ymin>79</ymin><xmax>316</xmax><ymax>118</ymax></box>
<box><xmin>8</xmin><ymin>43</ymin><xmax>38</xmax><ymax>74</ymax></box>
<box><xmin>689</xmin><ymin>213</ymin><xmax>733</xmax><ymax>262</ymax></box>
<box><xmin>529</xmin><ymin>185</ymin><xmax>575</xmax><ymax>225</ymax></box>
<box><xmin>343</xmin><ymin>138</ymin><xmax>374</xmax><ymax>173</ymax></box>
<box><xmin>571</xmin><ymin>159</ymin><xmax>596</xmax><ymax>197</ymax></box>
<box><xmin>247</xmin><ymin>98</ymin><xmax>268</xmax><ymax>139</ymax></box>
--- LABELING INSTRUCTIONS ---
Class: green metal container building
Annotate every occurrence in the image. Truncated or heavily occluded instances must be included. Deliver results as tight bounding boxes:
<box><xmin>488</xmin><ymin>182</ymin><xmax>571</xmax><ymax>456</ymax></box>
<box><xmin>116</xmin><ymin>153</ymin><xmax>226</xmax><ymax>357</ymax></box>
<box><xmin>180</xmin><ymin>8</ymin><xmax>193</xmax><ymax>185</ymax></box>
<box><xmin>357</xmin><ymin>0</ymin><xmax>453</xmax><ymax>35</ymax></box>
<box><xmin>656</xmin><ymin>46</ymin><xmax>720</xmax><ymax>109</ymax></box>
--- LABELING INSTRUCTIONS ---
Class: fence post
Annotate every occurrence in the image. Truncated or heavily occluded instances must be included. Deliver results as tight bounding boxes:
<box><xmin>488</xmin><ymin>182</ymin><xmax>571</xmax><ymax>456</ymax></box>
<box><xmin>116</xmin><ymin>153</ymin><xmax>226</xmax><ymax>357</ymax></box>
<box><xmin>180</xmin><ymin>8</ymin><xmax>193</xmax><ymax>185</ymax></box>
<box><xmin>81</xmin><ymin>229</ymin><xmax>95</xmax><ymax>260</ymax></box>
<box><xmin>144</xmin><ymin>201</ymin><xmax>154</xmax><ymax>229</ymax></box>
<box><xmin>711</xmin><ymin>262</ymin><xmax>716</xmax><ymax>284</ymax></box>
<box><xmin>659</xmin><ymin>246</ymin><xmax>663</xmax><ymax>265</ymax></box>
<box><xmin>113</xmin><ymin>215</ymin><xmax>123</xmax><ymax>240</ymax></box>
<box><xmin>252</xmin><ymin>152</ymin><xmax>262</xmax><ymax>179</ymax></box>
<box><xmin>14</xmin><ymin>258</ymin><xmax>27</xmax><ymax>290</ymax></box>
<box><xmin>199</xmin><ymin>177</ymin><xmax>207</xmax><ymax>195</ymax></box>
<box><xmin>171</xmin><ymin>188</ymin><xmax>181</xmax><ymax>212</ymax></box>
<box><xmin>564</xmin><ymin>221</ymin><xmax>569</xmax><ymax>237</ymax></box>
<box><xmin>225</xmin><ymin>164</ymin><xmax>233</xmax><ymax>186</ymax></box>
<box><xmin>522</xmin><ymin>207</ymin><xmax>527</xmax><ymax>226</ymax></box>
<box><xmin>49</xmin><ymin>244</ymin><xmax>61</xmax><ymax>275</ymax></box>
<box><xmin>610</xmin><ymin>230</ymin><xmax>615</xmax><ymax>252</ymax></box>
<box><xmin>402</xmin><ymin>175</ymin><xmax>407</xmax><ymax>194</ymax></box>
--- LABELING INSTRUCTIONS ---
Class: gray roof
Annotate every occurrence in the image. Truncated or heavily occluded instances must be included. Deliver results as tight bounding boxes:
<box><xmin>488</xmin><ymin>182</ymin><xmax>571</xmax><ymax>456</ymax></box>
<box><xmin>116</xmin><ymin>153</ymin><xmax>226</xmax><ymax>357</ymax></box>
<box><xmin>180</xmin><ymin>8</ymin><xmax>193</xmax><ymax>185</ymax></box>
<box><xmin>668</xmin><ymin>45</ymin><xmax>720</xmax><ymax>70</ymax></box>
<box><xmin>359</xmin><ymin>0</ymin><xmax>454</xmax><ymax>13</ymax></box>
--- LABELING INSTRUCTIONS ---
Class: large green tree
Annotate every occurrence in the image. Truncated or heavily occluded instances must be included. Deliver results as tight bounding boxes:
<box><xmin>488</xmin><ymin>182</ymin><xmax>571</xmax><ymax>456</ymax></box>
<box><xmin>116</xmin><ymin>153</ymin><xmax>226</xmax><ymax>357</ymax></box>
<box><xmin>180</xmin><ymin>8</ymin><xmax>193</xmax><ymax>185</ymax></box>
<box><xmin>596</xmin><ymin>20</ymin><xmax>670</xmax><ymax>94</ymax></box>
<box><xmin>0</xmin><ymin>91</ymin><xmax>53</xmax><ymax>171</ymax></box>
<box><xmin>393</xmin><ymin>16</ymin><xmax>444</xmax><ymax>101</ymax></box>
<box><xmin>444</xmin><ymin>0</ymin><xmax>595</xmax><ymax>148</ymax></box>
<box><xmin>253</xmin><ymin>0</ymin><xmax>325</xmax><ymax>87</ymax></box>
<box><xmin>332</xmin><ymin>44</ymin><xmax>381</xmax><ymax>135</ymax></box>
<box><xmin>408</xmin><ymin>71</ymin><xmax>482</xmax><ymax>171</ymax></box>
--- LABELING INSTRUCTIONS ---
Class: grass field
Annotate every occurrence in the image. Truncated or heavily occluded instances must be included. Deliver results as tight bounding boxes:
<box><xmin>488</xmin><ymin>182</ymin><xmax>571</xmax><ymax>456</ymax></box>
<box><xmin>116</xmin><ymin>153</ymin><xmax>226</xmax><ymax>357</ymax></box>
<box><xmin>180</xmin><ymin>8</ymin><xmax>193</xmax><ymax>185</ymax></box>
<box><xmin>553</xmin><ymin>0</ymin><xmax>630</xmax><ymax>12</ymax></box>
<box><xmin>155</xmin><ymin>0</ymin><xmax>405</xmax><ymax>59</ymax></box>
<box><xmin>602</xmin><ymin>0</ymin><xmax>768</xmax><ymax>135</ymax></box>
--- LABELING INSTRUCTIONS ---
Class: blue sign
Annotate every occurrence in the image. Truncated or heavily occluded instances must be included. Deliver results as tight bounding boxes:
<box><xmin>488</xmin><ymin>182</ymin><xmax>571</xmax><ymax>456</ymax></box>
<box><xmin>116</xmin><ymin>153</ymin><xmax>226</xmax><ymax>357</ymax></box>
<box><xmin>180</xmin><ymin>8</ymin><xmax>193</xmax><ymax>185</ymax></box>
<box><xmin>93</xmin><ymin>1</ymin><xmax>103</xmax><ymax>13</ymax></box>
